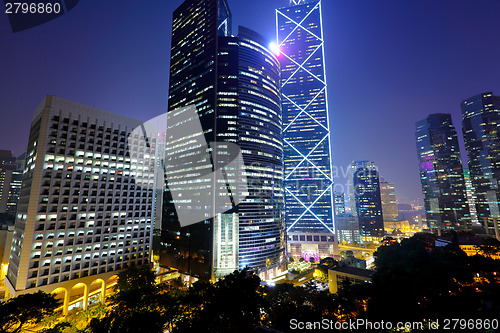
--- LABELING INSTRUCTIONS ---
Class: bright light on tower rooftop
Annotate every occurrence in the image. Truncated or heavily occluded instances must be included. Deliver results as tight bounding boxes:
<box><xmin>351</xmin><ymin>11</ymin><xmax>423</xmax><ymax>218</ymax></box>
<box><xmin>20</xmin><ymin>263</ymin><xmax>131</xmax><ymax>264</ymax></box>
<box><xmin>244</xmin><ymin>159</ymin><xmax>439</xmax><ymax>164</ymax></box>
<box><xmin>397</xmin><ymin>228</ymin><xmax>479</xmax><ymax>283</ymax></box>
<box><xmin>269</xmin><ymin>42</ymin><xmax>280</xmax><ymax>56</ymax></box>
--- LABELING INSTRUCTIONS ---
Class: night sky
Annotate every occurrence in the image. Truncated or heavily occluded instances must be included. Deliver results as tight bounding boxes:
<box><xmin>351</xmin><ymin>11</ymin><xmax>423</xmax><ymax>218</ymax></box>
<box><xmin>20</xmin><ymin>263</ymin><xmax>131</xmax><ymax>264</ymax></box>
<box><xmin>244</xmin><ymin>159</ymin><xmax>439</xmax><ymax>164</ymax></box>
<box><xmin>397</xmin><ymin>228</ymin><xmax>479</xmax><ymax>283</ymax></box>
<box><xmin>1</xmin><ymin>0</ymin><xmax>499</xmax><ymax>204</ymax></box>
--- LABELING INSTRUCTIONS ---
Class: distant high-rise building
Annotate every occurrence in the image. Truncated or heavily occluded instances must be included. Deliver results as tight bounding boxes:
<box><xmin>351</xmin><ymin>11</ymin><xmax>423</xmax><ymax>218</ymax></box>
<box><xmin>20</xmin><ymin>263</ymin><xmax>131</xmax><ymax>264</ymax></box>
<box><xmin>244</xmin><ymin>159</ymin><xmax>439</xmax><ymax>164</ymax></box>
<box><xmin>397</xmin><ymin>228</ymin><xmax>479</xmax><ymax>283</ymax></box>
<box><xmin>379</xmin><ymin>180</ymin><xmax>398</xmax><ymax>221</ymax></box>
<box><xmin>463</xmin><ymin>169</ymin><xmax>479</xmax><ymax>226</ymax></box>
<box><xmin>416</xmin><ymin>113</ymin><xmax>470</xmax><ymax>231</ymax></box>
<box><xmin>162</xmin><ymin>0</ymin><xmax>286</xmax><ymax>280</ymax></box>
<box><xmin>0</xmin><ymin>150</ymin><xmax>23</xmax><ymax>216</ymax></box>
<box><xmin>335</xmin><ymin>215</ymin><xmax>361</xmax><ymax>244</ymax></box>
<box><xmin>334</xmin><ymin>192</ymin><xmax>345</xmax><ymax>216</ymax></box>
<box><xmin>6</xmin><ymin>96</ymin><xmax>157</xmax><ymax>313</ymax></box>
<box><xmin>347</xmin><ymin>161</ymin><xmax>384</xmax><ymax>239</ymax></box>
<box><xmin>277</xmin><ymin>0</ymin><xmax>336</xmax><ymax>258</ymax></box>
<box><xmin>0</xmin><ymin>150</ymin><xmax>16</xmax><ymax>169</ymax></box>
<box><xmin>462</xmin><ymin>92</ymin><xmax>500</xmax><ymax>239</ymax></box>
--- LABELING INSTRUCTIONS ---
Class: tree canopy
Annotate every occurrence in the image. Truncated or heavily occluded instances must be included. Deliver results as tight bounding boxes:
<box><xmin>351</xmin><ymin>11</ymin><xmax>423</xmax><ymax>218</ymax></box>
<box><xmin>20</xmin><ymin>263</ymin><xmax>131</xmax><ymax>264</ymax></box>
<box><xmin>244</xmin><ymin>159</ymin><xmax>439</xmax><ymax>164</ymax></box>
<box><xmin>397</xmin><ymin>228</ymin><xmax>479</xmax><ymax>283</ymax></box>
<box><xmin>0</xmin><ymin>291</ymin><xmax>61</xmax><ymax>333</ymax></box>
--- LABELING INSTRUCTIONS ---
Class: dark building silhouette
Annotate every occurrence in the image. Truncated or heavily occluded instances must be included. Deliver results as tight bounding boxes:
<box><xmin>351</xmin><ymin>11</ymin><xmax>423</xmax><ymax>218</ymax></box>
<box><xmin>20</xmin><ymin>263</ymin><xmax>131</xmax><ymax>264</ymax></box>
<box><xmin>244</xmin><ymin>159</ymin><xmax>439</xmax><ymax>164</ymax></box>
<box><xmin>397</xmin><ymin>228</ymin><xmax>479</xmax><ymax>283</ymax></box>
<box><xmin>462</xmin><ymin>92</ymin><xmax>500</xmax><ymax>239</ymax></box>
<box><xmin>415</xmin><ymin>113</ymin><xmax>470</xmax><ymax>231</ymax></box>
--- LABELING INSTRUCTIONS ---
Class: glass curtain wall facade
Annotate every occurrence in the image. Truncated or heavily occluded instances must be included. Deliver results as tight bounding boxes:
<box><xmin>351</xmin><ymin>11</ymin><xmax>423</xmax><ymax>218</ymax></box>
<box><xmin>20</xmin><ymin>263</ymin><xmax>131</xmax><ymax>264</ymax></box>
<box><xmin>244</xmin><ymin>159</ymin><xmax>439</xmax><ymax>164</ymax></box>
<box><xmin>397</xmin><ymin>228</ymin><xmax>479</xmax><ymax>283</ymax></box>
<box><xmin>462</xmin><ymin>92</ymin><xmax>500</xmax><ymax>239</ymax></box>
<box><xmin>416</xmin><ymin>113</ymin><xmax>470</xmax><ymax>231</ymax></box>
<box><xmin>0</xmin><ymin>150</ymin><xmax>23</xmax><ymax>215</ymax></box>
<box><xmin>379</xmin><ymin>181</ymin><xmax>398</xmax><ymax>221</ymax></box>
<box><xmin>162</xmin><ymin>0</ymin><xmax>285</xmax><ymax>280</ymax></box>
<box><xmin>276</xmin><ymin>0</ymin><xmax>336</xmax><ymax>259</ymax></box>
<box><xmin>237</xmin><ymin>26</ymin><xmax>286</xmax><ymax>279</ymax></box>
<box><xmin>334</xmin><ymin>192</ymin><xmax>345</xmax><ymax>217</ymax></box>
<box><xmin>162</xmin><ymin>0</ymin><xmax>230</xmax><ymax>281</ymax></box>
<box><xmin>347</xmin><ymin>161</ymin><xmax>384</xmax><ymax>240</ymax></box>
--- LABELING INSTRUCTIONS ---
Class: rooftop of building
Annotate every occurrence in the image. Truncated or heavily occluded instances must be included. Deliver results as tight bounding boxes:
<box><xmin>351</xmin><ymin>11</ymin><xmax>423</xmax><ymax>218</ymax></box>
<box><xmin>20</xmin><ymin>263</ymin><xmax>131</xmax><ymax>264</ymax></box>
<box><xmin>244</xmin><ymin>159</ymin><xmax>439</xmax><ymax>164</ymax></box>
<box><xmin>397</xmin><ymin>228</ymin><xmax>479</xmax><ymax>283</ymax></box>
<box><xmin>0</xmin><ymin>150</ymin><xmax>14</xmax><ymax>157</ymax></box>
<box><xmin>436</xmin><ymin>235</ymin><xmax>489</xmax><ymax>246</ymax></box>
<box><xmin>329</xmin><ymin>266</ymin><xmax>375</xmax><ymax>279</ymax></box>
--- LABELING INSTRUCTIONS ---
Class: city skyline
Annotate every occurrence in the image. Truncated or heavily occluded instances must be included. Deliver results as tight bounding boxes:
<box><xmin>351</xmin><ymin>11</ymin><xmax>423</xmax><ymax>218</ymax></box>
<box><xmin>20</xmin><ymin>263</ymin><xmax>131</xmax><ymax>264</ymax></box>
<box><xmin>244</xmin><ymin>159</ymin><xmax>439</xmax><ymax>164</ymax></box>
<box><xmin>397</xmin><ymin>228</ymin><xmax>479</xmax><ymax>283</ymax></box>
<box><xmin>1</xmin><ymin>0</ymin><xmax>500</xmax><ymax>204</ymax></box>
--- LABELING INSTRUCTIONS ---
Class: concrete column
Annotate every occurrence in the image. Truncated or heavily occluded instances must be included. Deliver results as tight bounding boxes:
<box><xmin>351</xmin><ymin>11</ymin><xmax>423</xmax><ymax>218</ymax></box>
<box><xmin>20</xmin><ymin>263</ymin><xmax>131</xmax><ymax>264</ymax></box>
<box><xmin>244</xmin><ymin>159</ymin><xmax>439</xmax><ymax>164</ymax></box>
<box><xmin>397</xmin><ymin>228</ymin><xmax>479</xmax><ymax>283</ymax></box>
<box><xmin>83</xmin><ymin>285</ymin><xmax>89</xmax><ymax>310</ymax></box>
<box><xmin>494</xmin><ymin>217</ymin><xmax>500</xmax><ymax>241</ymax></box>
<box><xmin>483</xmin><ymin>217</ymin><xmax>490</xmax><ymax>234</ymax></box>
<box><xmin>63</xmin><ymin>289</ymin><xmax>70</xmax><ymax>316</ymax></box>
<box><xmin>101</xmin><ymin>281</ymin><xmax>106</xmax><ymax>305</ymax></box>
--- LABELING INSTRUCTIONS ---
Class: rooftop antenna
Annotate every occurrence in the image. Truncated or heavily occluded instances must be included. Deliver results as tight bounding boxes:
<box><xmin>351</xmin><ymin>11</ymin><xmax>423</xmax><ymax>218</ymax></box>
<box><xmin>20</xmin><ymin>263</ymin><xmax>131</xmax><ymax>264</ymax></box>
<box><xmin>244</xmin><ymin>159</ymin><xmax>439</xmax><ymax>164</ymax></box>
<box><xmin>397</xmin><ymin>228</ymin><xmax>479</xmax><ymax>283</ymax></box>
<box><xmin>290</xmin><ymin>0</ymin><xmax>306</xmax><ymax>5</ymax></box>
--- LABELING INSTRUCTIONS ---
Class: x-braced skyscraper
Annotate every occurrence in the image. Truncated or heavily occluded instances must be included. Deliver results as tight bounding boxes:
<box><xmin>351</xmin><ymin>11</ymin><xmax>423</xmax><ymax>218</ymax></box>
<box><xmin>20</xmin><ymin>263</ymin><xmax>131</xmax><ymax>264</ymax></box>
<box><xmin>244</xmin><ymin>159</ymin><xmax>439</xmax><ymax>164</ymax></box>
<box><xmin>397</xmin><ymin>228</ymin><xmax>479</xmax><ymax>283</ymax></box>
<box><xmin>277</xmin><ymin>0</ymin><xmax>336</xmax><ymax>258</ymax></box>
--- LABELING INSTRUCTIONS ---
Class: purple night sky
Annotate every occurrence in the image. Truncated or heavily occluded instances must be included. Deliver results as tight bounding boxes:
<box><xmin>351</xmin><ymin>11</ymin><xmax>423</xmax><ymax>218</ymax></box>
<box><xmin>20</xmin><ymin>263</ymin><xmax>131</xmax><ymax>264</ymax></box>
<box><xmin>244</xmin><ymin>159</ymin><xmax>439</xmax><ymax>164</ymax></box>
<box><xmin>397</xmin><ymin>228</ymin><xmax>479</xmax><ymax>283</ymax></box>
<box><xmin>1</xmin><ymin>0</ymin><xmax>499</xmax><ymax>204</ymax></box>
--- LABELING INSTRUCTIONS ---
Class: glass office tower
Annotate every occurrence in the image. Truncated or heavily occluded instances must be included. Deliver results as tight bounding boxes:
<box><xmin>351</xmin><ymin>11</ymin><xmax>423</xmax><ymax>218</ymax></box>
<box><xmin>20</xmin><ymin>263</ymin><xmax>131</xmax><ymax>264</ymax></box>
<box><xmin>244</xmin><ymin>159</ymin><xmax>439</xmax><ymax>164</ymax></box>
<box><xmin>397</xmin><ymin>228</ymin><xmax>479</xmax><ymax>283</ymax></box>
<box><xmin>236</xmin><ymin>27</ymin><xmax>286</xmax><ymax>279</ymax></box>
<box><xmin>379</xmin><ymin>181</ymin><xmax>399</xmax><ymax>221</ymax></box>
<box><xmin>334</xmin><ymin>192</ymin><xmax>345</xmax><ymax>217</ymax></box>
<box><xmin>416</xmin><ymin>113</ymin><xmax>470</xmax><ymax>231</ymax></box>
<box><xmin>162</xmin><ymin>0</ymin><xmax>286</xmax><ymax>280</ymax></box>
<box><xmin>276</xmin><ymin>0</ymin><xmax>336</xmax><ymax>259</ymax></box>
<box><xmin>0</xmin><ymin>150</ymin><xmax>23</xmax><ymax>215</ymax></box>
<box><xmin>347</xmin><ymin>161</ymin><xmax>384</xmax><ymax>240</ymax></box>
<box><xmin>462</xmin><ymin>92</ymin><xmax>500</xmax><ymax>239</ymax></box>
<box><xmin>162</xmin><ymin>0</ymin><xmax>233</xmax><ymax>281</ymax></box>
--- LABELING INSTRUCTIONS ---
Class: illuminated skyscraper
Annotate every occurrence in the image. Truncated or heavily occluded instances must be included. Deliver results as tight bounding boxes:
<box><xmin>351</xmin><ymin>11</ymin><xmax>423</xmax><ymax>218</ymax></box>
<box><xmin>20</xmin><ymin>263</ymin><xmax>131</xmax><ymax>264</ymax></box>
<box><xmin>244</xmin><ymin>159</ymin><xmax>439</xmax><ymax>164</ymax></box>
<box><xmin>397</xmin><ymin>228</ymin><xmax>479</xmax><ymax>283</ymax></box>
<box><xmin>277</xmin><ymin>0</ymin><xmax>336</xmax><ymax>258</ymax></box>
<box><xmin>463</xmin><ymin>169</ymin><xmax>479</xmax><ymax>225</ymax></box>
<box><xmin>162</xmin><ymin>0</ymin><xmax>286</xmax><ymax>280</ymax></box>
<box><xmin>347</xmin><ymin>161</ymin><xmax>384</xmax><ymax>240</ymax></box>
<box><xmin>415</xmin><ymin>114</ymin><xmax>470</xmax><ymax>231</ymax></box>
<box><xmin>6</xmin><ymin>96</ymin><xmax>156</xmax><ymax>313</ymax></box>
<box><xmin>0</xmin><ymin>150</ymin><xmax>23</xmax><ymax>216</ymax></box>
<box><xmin>379</xmin><ymin>180</ymin><xmax>398</xmax><ymax>221</ymax></box>
<box><xmin>462</xmin><ymin>92</ymin><xmax>500</xmax><ymax>239</ymax></box>
<box><xmin>334</xmin><ymin>192</ymin><xmax>345</xmax><ymax>217</ymax></box>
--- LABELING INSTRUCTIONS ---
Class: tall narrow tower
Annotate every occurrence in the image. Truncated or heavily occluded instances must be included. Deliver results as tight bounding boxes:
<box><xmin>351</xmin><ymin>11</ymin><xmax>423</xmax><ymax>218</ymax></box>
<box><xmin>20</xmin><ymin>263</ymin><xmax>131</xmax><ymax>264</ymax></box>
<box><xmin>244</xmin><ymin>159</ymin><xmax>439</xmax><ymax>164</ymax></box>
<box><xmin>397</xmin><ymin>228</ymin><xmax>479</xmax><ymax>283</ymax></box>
<box><xmin>161</xmin><ymin>0</ymin><xmax>286</xmax><ymax>281</ymax></box>
<box><xmin>462</xmin><ymin>92</ymin><xmax>500</xmax><ymax>240</ymax></box>
<box><xmin>347</xmin><ymin>161</ymin><xmax>384</xmax><ymax>240</ymax></box>
<box><xmin>276</xmin><ymin>0</ymin><xmax>336</xmax><ymax>259</ymax></box>
<box><xmin>415</xmin><ymin>113</ymin><xmax>470</xmax><ymax>231</ymax></box>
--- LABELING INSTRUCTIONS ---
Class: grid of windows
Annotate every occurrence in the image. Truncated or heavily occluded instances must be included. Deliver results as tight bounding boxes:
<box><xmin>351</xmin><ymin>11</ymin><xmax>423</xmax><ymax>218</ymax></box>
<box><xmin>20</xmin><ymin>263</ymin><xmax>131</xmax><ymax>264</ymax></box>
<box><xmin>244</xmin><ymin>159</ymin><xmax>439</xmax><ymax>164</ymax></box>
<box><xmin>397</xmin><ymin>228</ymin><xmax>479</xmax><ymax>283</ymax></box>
<box><xmin>462</xmin><ymin>92</ymin><xmax>500</xmax><ymax>234</ymax></box>
<box><xmin>347</xmin><ymin>161</ymin><xmax>384</xmax><ymax>238</ymax></box>
<box><xmin>415</xmin><ymin>113</ymin><xmax>470</xmax><ymax>230</ymax></box>
<box><xmin>7</xmin><ymin>96</ymin><xmax>155</xmax><ymax>291</ymax></box>
<box><xmin>236</xmin><ymin>27</ymin><xmax>286</xmax><ymax>275</ymax></box>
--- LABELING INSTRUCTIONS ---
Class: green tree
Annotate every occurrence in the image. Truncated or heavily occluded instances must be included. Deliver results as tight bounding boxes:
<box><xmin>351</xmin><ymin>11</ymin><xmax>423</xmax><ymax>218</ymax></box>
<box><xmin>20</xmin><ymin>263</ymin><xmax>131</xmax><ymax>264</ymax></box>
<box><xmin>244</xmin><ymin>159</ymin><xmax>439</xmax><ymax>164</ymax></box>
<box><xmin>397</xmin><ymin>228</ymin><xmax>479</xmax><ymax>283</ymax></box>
<box><xmin>40</xmin><ymin>322</ymin><xmax>72</xmax><ymax>333</ymax></box>
<box><xmin>87</xmin><ymin>265</ymin><xmax>174</xmax><ymax>333</ymax></box>
<box><xmin>319</xmin><ymin>257</ymin><xmax>336</xmax><ymax>268</ymax></box>
<box><xmin>174</xmin><ymin>269</ymin><xmax>266</xmax><ymax>333</ymax></box>
<box><xmin>0</xmin><ymin>291</ymin><xmax>61</xmax><ymax>333</ymax></box>
<box><xmin>369</xmin><ymin>233</ymin><xmax>500</xmax><ymax>321</ymax></box>
<box><xmin>264</xmin><ymin>282</ymin><xmax>339</xmax><ymax>331</ymax></box>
